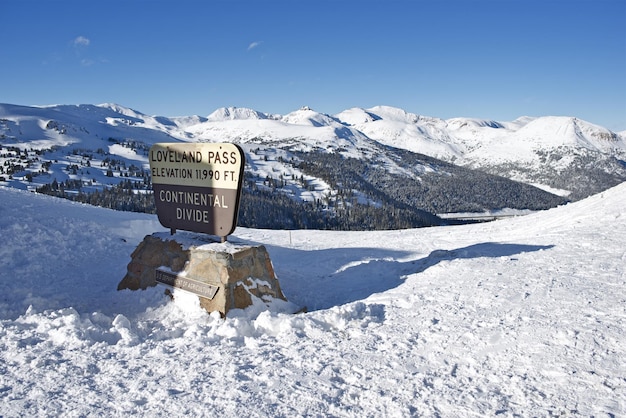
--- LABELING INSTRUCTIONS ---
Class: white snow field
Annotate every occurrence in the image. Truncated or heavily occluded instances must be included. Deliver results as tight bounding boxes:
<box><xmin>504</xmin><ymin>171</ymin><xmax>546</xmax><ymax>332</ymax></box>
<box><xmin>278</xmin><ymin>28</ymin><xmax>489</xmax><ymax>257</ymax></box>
<box><xmin>0</xmin><ymin>183</ymin><xmax>624</xmax><ymax>417</ymax></box>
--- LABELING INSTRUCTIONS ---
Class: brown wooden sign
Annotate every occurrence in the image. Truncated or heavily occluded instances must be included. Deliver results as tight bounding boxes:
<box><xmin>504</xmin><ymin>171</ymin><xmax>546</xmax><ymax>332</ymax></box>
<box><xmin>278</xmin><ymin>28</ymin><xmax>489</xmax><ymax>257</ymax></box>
<box><xmin>149</xmin><ymin>142</ymin><xmax>245</xmax><ymax>238</ymax></box>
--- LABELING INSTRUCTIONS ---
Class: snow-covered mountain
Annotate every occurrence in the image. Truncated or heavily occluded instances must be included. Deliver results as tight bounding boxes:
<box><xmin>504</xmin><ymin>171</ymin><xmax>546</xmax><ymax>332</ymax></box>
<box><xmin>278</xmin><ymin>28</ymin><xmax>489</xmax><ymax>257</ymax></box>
<box><xmin>334</xmin><ymin>107</ymin><xmax>626</xmax><ymax>198</ymax></box>
<box><xmin>447</xmin><ymin>116</ymin><xmax>626</xmax><ymax>198</ymax></box>
<box><xmin>336</xmin><ymin>106</ymin><xmax>464</xmax><ymax>161</ymax></box>
<box><xmin>1</xmin><ymin>102</ymin><xmax>624</xmax><ymax>212</ymax></box>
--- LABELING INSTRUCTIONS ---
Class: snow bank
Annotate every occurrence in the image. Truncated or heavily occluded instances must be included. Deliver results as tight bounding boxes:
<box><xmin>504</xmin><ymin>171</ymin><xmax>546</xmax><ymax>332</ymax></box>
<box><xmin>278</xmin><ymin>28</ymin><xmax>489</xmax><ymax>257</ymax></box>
<box><xmin>0</xmin><ymin>184</ymin><xmax>624</xmax><ymax>416</ymax></box>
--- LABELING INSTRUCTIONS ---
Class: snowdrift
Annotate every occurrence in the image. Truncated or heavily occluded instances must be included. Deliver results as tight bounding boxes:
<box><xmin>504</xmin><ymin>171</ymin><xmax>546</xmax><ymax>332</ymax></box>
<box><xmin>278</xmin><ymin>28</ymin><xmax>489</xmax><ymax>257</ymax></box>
<box><xmin>0</xmin><ymin>183</ymin><xmax>624</xmax><ymax>416</ymax></box>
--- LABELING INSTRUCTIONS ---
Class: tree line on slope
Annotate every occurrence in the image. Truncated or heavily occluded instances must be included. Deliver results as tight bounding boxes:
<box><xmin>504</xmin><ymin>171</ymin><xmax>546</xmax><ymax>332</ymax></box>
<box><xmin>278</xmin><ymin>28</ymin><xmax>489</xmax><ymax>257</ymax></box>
<box><xmin>35</xmin><ymin>178</ymin><xmax>443</xmax><ymax>230</ymax></box>
<box><xmin>483</xmin><ymin>148</ymin><xmax>626</xmax><ymax>201</ymax></box>
<box><xmin>32</xmin><ymin>145</ymin><xmax>569</xmax><ymax>231</ymax></box>
<box><xmin>293</xmin><ymin>148</ymin><xmax>568</xmax><ymax>214</ymax></box>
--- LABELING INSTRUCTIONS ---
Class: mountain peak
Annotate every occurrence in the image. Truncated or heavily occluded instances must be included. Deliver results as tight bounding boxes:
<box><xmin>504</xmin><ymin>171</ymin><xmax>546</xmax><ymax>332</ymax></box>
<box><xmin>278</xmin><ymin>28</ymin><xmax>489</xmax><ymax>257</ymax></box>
<box><xmin>281</xmin><ymin>107</ymin><xmax>339</xmax><ymax>127</ymax></box>
<box><xmin>334</xmin><ymin>108</ymin><xmax>381</xmax><ymax>126</ymax></box>
<box><xmin>446</xmin><ymin>118</ymin><xmax>505</xmax><ymax>130</ymax></box>
<box><xmin>365</xmin><ymin>106</ymin><xmax>425</xmax><ymax>124</ymax></box>
<box><xmin>207</xmin><ymin>107</ymin><xmax>269</xmax><ymax>122</ymax></box>
<box><xmin>96</xmin><ymin>103</ymin><xmax>145</xmax><ymax>117</ymax></box>
<box><xmin>513</xmin><ymin>116</ymin><xmax>624</xmax><ymax>152</ymax></box>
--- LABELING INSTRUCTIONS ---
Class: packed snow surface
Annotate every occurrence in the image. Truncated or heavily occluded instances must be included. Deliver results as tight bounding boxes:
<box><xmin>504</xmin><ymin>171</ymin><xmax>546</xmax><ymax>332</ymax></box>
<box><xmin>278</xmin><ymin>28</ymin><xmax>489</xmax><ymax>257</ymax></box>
<box><xmin>0</xmin><ymin>184</ymin><xmax>625</xmax><ymax>416</ymax></box>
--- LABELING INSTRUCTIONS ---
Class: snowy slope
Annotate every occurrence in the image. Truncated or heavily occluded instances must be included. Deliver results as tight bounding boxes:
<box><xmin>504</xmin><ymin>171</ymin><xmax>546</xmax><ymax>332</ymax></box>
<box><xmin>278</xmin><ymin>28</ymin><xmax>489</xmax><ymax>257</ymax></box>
<box><xmin>336</xmin><ymin>107</ymin><xmax>626</xmax><ymax>166</ymax></box>
<box><xmin>183</xmin><ymin>106</ymin><xmax>374</xmax><ymax>157</ymax></box>
<box><xmin>3</xmin><ymin>102</ymin><xmax>623</xmax><ymax>162</ymax></box>
<box><xmin>453</xmin><ymin>115</ymin><xmax>626</xmax><ymax>165</ymax></box>
<box><xmin>2</xmin><ymin>103</ymin><xmax>625</xmax><ymax>201</ymax></box>
<box><xmin>0</xmin><ymin>184</ymin><xmax>624</xmax><ymax>416</ymax></box>
<box><xmin>0</xmin><ymin>103</ymin><xmax>186</xmax><ymax>148</ymax></box>
<box><xmin>336</xmin><ymin>106</ymin><xmax>464</xmax><ymax>161</ymax></box>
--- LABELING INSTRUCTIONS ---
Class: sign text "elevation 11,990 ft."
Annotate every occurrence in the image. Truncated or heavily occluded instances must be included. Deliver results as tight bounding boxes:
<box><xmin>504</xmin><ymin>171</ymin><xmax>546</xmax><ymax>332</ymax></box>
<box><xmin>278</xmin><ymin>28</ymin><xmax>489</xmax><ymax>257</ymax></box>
<box><xmin>149</xmin><ymin>142</ymin><xmax>245</xmax><ymax>239</ymax></box>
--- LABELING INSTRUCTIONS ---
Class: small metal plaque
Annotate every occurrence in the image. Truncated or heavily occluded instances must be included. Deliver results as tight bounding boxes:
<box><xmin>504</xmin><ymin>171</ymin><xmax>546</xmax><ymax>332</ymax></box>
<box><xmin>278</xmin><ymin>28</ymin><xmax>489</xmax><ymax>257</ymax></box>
<box><xmin>155</xmin><ymin>268</ymin><xmax>219</xmax><ymax>300</ymax></box>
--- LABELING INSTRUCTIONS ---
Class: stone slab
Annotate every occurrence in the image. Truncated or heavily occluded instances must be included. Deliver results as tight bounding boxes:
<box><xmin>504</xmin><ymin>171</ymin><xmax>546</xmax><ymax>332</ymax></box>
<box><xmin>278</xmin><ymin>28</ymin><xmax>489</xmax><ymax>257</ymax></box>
<box><xmin>118</xmin><ymin>233</ymin><xmax>286</xmax><ymax>316</ymax></box>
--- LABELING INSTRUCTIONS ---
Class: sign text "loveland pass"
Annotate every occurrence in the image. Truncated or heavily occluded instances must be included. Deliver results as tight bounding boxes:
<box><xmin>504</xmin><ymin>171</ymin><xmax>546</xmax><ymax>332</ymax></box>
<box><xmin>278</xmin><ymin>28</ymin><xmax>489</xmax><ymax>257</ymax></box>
<box><xmin>149</xmin><ymin>143</ymin><xmax>245</xmax><ymax>239</ymax></box>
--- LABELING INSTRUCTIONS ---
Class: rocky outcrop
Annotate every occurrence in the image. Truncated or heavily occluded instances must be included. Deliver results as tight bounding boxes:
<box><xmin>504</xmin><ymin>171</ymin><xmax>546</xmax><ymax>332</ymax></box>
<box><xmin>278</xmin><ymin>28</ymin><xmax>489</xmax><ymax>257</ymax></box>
<box><xmin>118</xmin><ymin>234</ymin><xmax>286</xmax><ymax>316</ymax></box>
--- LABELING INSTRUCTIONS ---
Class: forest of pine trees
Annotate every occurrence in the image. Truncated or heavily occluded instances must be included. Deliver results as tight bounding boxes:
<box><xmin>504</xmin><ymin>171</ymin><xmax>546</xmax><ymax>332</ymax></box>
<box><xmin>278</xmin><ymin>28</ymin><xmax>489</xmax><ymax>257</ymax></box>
<box><xmin>23</xmin><ymin>141</ymin><xmax>570</xmax><ymax>231</ymax></box>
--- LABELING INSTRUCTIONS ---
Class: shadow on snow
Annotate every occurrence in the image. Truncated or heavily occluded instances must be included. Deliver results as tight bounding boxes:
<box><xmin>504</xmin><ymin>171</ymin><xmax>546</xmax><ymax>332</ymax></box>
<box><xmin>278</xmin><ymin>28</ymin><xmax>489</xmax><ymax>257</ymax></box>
<box><xmin>266</xmin><ymin>242</ymin><xmax>554</xmax><ymax>311</ymax></box>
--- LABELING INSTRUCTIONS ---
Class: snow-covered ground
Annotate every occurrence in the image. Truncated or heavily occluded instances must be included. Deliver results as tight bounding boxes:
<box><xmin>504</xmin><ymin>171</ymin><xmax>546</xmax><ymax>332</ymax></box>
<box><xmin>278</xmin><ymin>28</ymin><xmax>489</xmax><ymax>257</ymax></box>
<box><xmin>0</xmin><ymin>184</ymin><xmax>624</xmax><ymax>417</ymax></box>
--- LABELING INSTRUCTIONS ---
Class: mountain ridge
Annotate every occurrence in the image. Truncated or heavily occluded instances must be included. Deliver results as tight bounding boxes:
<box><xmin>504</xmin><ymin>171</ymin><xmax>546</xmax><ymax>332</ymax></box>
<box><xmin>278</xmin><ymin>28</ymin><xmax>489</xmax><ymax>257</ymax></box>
<box><xmin>4</xmin><ymin>101</ymin><xmax>624</xmax><ymax>195</ymax></box>
<box><xmin>1</xmin><ymin>102</ymin><xmax>624</xmax><ymax>229</ymax></box>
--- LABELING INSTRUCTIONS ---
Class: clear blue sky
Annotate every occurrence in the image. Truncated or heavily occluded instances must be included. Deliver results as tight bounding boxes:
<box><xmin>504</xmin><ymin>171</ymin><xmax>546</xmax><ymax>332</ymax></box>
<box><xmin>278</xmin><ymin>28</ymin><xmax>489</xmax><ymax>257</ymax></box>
<box><xmin>2</xmin><ymin>0</ymin><xmax>625</xmax><ymax>130</ymax></box>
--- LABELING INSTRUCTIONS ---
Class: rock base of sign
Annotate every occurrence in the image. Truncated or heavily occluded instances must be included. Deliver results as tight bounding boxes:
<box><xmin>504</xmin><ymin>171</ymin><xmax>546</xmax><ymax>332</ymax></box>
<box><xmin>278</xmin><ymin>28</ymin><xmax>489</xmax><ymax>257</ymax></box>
<box><xmin>118</xmin><ymin>233</ymin><xmax>287</xmax><ymax>316</ymax></box>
